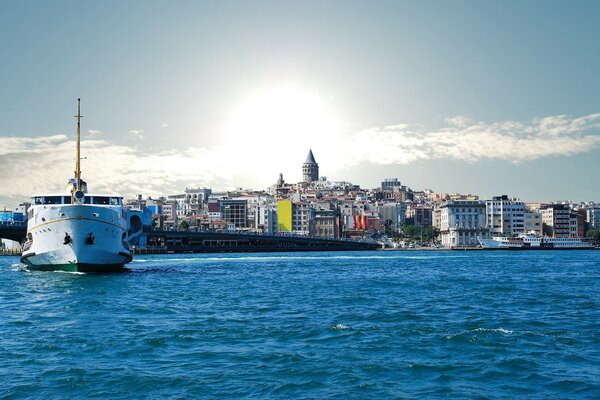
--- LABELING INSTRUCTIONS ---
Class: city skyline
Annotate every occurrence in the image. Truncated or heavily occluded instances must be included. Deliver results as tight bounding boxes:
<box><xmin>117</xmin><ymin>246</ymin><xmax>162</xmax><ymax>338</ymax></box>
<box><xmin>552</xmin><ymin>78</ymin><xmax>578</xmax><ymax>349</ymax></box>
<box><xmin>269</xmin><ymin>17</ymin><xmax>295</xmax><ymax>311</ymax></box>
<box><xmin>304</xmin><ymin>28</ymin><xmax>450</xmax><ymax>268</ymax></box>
<box><xmin>1</xmin><ymin>0</ymin><xmax>599</xmax><ymax>207</ymax></box>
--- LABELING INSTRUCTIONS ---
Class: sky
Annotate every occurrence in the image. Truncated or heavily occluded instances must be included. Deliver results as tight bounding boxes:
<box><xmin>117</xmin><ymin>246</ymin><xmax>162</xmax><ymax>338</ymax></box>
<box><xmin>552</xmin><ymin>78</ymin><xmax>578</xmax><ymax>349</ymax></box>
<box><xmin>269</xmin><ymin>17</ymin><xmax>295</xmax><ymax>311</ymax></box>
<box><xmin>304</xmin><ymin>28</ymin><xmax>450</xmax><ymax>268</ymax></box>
<box><xmin>1</xmin><ymin>0</ymin><xmax>599</xmax><ymax>208</ymax></box>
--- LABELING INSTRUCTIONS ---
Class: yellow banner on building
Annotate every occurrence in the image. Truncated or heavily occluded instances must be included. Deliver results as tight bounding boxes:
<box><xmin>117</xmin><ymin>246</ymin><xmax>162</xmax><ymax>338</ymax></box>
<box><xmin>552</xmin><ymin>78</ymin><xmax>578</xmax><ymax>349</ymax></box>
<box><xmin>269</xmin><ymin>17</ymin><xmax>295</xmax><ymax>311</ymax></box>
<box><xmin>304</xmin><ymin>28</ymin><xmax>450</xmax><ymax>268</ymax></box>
<box><xmin>277</xmin><ymin>200</ymin><xmax>292</xmax><ymax>232</ymax></box>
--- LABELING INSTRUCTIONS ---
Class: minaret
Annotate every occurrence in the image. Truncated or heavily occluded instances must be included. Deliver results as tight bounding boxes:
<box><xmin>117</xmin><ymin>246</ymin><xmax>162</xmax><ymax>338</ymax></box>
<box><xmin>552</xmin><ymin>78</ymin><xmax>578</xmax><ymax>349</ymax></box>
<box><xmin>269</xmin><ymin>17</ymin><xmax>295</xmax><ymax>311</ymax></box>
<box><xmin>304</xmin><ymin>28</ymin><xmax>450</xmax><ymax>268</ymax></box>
<box><xmin>302</xmin><ymin>149</ymin><xmax>319</xmax><ymax>183</ymax></box>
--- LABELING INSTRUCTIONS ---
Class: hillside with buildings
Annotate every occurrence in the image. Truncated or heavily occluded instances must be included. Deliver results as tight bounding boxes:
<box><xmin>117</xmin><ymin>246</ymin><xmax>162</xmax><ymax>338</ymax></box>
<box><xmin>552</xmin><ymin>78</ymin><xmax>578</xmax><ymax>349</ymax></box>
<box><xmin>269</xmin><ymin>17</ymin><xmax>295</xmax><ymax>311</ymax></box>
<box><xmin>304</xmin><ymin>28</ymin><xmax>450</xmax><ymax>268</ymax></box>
<box><xmin>116</xmin><ymin>150</ymin><xmax>600</xmax><ymax>248</ymax></box>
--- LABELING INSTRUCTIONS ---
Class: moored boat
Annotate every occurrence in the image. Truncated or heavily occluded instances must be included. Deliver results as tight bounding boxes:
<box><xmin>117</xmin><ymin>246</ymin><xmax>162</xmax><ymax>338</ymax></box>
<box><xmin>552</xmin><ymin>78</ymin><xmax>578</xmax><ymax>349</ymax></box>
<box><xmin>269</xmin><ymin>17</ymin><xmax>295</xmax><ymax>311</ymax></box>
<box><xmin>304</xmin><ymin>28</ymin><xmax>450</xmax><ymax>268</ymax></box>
<box><xmin>478</xmin><ymin>233</ymin><xmax>594</xmax><ymax>250</ymax></box>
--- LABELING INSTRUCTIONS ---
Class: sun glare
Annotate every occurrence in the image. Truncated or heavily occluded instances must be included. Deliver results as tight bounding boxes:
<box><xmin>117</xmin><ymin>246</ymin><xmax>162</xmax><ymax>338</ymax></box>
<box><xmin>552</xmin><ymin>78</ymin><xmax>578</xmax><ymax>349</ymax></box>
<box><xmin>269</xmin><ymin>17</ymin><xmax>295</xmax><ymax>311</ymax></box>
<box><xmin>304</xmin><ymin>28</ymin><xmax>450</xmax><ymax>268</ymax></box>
<box><xmin>223</xmin><ymin>85</ymin><xmax>342</xmax><ymax>165</ymax></box>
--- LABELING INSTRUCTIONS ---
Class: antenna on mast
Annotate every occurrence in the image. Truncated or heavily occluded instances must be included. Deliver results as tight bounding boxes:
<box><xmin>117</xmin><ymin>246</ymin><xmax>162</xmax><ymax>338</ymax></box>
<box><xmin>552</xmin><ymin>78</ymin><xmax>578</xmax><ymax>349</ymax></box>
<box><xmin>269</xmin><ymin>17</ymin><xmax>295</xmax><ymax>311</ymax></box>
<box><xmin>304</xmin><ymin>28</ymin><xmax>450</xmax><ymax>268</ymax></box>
<box><xmin>75</xmin><ymin>98</ymin><xmax>82</xmax><ymax>187</ymax></box>
<box><xmin>71</xmin><ymin>98</ymin><xmax>85</xmax><ymax>204</ymax></box>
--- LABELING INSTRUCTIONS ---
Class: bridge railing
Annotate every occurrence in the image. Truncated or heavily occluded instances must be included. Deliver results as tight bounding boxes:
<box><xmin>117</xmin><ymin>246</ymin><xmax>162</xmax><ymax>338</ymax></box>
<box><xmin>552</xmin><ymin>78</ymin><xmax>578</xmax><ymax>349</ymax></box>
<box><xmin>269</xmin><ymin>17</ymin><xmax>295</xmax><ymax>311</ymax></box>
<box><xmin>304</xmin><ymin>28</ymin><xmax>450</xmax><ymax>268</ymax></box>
<box><xmin>150</xmin><ymin>227</ymin><xmax>379</xmax><ymax>243</ymax></box>
<box><xmin>0</xmin><ymin>249</ymin><xmax>22</xmax><ymax>255</ymax></box>
<box><xmin>0</xmin><ymin>221</ymin><xmax>27</xmax><ymax>227</ymax></box>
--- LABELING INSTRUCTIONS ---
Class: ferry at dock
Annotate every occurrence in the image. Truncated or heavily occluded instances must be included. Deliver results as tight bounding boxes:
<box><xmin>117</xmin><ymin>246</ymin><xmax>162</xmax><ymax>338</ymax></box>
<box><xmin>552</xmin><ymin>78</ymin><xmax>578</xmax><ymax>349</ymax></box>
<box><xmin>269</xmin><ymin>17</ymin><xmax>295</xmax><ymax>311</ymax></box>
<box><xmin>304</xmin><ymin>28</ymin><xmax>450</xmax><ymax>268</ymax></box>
<box><xmin>20</xmin><ymin>99</ymin><xmax>132</xmax><ymax>272</ymax></box>
<box><xmin>478</xmin><ymin>233</ymin><xmax>595</xmax><ymax>250</ymax></box>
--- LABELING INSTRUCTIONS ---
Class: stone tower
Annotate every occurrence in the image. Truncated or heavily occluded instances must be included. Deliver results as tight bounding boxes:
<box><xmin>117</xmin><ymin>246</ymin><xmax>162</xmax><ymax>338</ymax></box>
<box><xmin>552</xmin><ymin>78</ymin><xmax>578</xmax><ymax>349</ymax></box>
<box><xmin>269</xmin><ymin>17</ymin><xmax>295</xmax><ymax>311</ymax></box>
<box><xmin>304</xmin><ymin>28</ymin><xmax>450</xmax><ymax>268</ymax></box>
<box><xmin>302</xmin><ymin>149</ymin><xmax>319</xmax><ymax>183</ymax></box>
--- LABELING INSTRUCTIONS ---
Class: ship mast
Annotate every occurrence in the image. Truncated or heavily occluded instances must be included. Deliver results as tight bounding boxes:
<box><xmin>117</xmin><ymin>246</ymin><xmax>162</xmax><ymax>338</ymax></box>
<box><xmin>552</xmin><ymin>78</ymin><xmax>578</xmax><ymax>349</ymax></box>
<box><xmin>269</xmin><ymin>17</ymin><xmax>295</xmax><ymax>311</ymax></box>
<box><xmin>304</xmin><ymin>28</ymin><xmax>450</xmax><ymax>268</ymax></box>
<box><xmin>73</xmin><ymin>98</ymin><xmax>82</xmax><ymax>202</ymax></box>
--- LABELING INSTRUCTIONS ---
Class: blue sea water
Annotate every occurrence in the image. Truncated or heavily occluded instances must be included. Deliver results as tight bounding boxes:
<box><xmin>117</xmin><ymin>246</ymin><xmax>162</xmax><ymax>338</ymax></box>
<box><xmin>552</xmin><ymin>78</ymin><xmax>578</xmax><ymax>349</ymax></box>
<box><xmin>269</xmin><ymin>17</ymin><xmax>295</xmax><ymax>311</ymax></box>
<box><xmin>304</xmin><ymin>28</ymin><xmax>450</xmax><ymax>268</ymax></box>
<box><xmin>0</xmin><ymin>250</ymin><xmax>599</xmax><ymax>399</ymax></box>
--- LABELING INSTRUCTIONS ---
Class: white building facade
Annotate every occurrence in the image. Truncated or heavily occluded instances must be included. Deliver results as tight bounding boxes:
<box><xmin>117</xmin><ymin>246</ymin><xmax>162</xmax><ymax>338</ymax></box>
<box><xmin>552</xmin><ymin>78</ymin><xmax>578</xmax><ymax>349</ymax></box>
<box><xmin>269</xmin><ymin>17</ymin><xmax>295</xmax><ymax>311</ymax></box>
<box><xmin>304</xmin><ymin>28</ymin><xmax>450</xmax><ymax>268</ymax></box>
<box><xmin>439</xmin><ymin>200</ymin><xmax>489</xmax><ymax>247</ymax></box>
<box><xmin>486</xmin><ymin>195</ymin><xmax>526</xmax><ymax>236</ymax></box>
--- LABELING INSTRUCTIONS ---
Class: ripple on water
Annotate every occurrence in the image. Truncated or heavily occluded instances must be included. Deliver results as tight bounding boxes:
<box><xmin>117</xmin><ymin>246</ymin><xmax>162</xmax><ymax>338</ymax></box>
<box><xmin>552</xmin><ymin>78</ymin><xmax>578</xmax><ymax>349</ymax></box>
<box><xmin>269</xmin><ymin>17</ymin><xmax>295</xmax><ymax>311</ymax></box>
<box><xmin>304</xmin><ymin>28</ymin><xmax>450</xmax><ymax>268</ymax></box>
<box><xmin>0</xmin><ymin>250</ymin><xmax>599</xmax><ymax>399</ymax></box>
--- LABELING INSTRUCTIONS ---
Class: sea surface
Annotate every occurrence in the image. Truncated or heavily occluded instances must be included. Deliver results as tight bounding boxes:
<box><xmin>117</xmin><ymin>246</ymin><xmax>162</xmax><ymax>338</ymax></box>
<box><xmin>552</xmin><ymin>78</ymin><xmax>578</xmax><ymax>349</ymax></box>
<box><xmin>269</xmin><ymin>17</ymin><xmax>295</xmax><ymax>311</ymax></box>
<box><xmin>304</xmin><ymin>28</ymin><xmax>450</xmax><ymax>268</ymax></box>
<box><xmin>1</xmin><ymin>250</ymin><xmax>599</xmax><ymax>399</ymax></box>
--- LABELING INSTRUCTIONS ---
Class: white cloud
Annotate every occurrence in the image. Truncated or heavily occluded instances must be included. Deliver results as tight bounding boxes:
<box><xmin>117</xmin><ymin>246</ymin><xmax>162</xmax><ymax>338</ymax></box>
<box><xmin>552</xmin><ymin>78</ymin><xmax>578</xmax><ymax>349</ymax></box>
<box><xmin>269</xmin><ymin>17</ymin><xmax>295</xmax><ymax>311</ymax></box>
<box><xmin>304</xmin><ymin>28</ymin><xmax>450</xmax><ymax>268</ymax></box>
<box><xmin>0</xmin><ymin>137</ymin><xmax>237</xmax><ymax>207</ymax></box>
<box><xmin>0</xmin><ymin>113</ymin><xmax>599</xmax><ymax>207</ymax></box>
<box><xmin>87</xmin><ymin>129</ymin><xmax>102</xmax><ymax>137</ymax></box>
<box><xmin>160</xmin><ymin>123</ymin><xmax>169</xmax><ymax>128</ymax></box>
<box><xmin>128</xmin><ymin>130</ymin><xmax>145</xmax><ymax>140</ymax></box>
<box><xmin>0</xmin><ymin>135</ymin><xmax>67</xmax><ymax>156</ymax></box>
<box><xmin>336</xmin><ymin>113</ymin><xmax>600</xmax><ymax>168</ymax></box>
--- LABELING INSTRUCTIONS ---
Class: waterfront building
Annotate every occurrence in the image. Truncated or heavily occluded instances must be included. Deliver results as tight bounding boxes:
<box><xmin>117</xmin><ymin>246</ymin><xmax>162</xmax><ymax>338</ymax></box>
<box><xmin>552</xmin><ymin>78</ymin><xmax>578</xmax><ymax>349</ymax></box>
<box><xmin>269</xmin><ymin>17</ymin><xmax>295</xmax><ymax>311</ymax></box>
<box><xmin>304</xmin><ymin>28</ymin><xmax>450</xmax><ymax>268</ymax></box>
<box><xmin>438</xmin><ymin>200</ymin><xmax>488</xmax><ymax>247</ymax></box>
<box><xmin>167</xmin><ymin>193</ymin><xmax>186</xmax><ymax>217</ymax></box>
<box><xmin>433</xmin><ymin>206</ymin><xmax>442</xmax><ymax>231</ymax></box>
<box><xmin>182</xmin><ymin>188</ymin><xmax>211</xmax><ymax>215</ymax></box>
<box><xmin>486</xmin><ymin>195</ymin><xmax>526</xmax><ymax>236</ymax></box>
<box><xmin>145</xmin><ymin>198</ymin><xmax>163</xmax><ymax>218</ymax></box>
<box><xmin>377</xmin><ymin>202</ymin><xmax>406</xmax><ymax>232</ymax></box>
<box><xmin>405</xmin><ymin>204</ymin><xmax>432</xmax><ymax>228</ymax></box>
<box><xmin>234</xmin><ymin>194</ymin><xmax>263</xmax><ymax>231</ymax></box>
<box><xmin>220</xmin><ymin>199</ymin><xmax>247</xmax><ymax>229</ymax></box>
<box><xmin>587</xmin><ymin>208</ymin><xmax>600</xmax><ymax>230</ymax></box>
<box><xmin>314</xmin><ymin>209</ymin><xmax>339</xmax><ymax>238</ymax></box>
<box><xmin>292</xmin><ymin>202</ymin><xmax>315</xmax><ymax>235</ymax></box>
<box><xmin>246</xmin><ymin>195</ymin><xmax>278</xmax><ymax>234</ymax></box>
<box><xmin>161</xmin><ymin>200</ymin><xmax>178</xmax><ymax>228</ymax></box>
<box><xmin>570</xmin><ymin>212</ymin><xmax>585</xmax><ymax>238</ymax></box>
<box><xmin>126</xmin><ymin>194</ymin><xmax>146</xmax><ymax>211</ymax></box>
<box><xmin>207</xmin><ymin>200</ymin><xmax>222</xmax><ymax>222</ymax></box>
<box><xmin>524</xmin><ymin>212</ymin><xmax>543</xmax><ymax>236</ymax></box>
<box><xmin>302</xmin><ymin>149</ymin><xmax>319</xmax><ymax>183</ymax></box>
<box><xmin>365</xmin><ymin>210</ymin><xmax>381</xmax><ymax>232</ymax></box>
<box><xmin>173</xmin><ymin>189</ymin><xmax>207</xmax><ymax>216</ymax></box>
<box><xmin>338</xmin><ymin>201</ymin><xmax>355</xmax><ymax>231</ymax></box>
<box><xmin>541</xmin><ymin>204</ymin><xmax>570</xmax><ymax>238</ymax></box>
<box><xmin>258</xmin><ymin>205</ymin><xmax>277</xmax><ymax>234</ymax></box>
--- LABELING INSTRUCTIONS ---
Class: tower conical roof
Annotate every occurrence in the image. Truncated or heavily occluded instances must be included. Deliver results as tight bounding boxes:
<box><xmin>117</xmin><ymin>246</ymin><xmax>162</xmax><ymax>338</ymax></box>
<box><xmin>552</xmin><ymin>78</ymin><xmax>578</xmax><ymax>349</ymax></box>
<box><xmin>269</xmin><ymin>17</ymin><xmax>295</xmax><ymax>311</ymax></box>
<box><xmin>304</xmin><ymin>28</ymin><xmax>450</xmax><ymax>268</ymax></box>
<box><xmin>304</xmin><ymin>149</ymin><xmax>317</xmax><ymax>164</ymax></box>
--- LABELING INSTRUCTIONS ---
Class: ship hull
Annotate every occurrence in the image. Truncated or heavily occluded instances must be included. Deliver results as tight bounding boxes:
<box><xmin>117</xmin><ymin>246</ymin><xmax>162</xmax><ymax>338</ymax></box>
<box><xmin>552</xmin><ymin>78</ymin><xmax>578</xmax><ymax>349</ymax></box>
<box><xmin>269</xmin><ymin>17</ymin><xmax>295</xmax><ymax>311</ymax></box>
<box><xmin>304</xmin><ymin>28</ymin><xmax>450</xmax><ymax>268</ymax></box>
<box><xmin>20</xmin><ymin>259</ymin><xmax>127</xmax><ymax>273</ymax></box>
<box><xmin>21</xmin><ymin>204</ymin><xmax>131</xmax><ymax>273</ymax></box>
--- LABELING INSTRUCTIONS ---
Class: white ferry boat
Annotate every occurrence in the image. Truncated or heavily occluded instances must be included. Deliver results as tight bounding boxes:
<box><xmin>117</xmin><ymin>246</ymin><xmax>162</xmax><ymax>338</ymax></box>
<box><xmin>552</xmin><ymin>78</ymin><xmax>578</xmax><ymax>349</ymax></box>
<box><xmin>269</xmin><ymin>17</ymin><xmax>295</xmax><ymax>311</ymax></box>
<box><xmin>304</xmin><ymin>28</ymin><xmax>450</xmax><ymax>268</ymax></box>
<box><xmin>478</xmin><ymin>233</ymin><xmax>595</xmax><ymax>250</ymax></box>
<box><xmin>20</xmin><ymin>100</ymin><xmax>132</xmax><ymax>272</ymax></box>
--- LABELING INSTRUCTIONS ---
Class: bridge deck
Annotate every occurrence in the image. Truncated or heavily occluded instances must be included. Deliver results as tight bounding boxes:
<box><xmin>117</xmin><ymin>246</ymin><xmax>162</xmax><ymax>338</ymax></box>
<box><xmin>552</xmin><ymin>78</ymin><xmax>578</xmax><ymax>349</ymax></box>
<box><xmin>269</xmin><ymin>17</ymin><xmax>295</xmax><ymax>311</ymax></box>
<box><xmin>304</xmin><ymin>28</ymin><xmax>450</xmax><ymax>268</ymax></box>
<box><xmin>1</xmin><ymin>225</ymin><xmax>379</xmax><ymax>252</ymax></box>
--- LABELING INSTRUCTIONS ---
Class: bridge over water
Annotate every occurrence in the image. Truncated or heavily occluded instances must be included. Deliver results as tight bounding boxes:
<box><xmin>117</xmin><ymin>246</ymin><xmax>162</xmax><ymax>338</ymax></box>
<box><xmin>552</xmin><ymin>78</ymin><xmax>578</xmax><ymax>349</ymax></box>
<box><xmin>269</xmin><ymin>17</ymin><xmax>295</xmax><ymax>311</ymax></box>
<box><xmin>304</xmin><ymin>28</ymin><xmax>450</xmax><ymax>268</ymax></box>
<box><xmin>0</xmin><ymin>223</ymin><xmax>378</xmax><ymax>253</ymax></box>
<box><xmin>147</xmin><ymin>230</ymin><xmax>379</xmax><ymax>253</ymax></box>
<box><xmin>0</xmin><ymin>222</ymin><xmax>26</xmax><ymax>242</ymax></box>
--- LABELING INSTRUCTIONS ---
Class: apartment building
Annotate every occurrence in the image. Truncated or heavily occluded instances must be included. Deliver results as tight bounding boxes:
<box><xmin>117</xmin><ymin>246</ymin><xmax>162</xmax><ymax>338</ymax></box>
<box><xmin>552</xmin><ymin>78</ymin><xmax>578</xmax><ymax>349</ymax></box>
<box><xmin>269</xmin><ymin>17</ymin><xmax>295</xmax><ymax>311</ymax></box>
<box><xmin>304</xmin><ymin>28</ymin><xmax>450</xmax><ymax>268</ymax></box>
<box><xmin>541</xmin><ymin>204</ymin><xmax>570</xmax><ymax>237</ymax></box>
<box><xmin>486</xmin><ymin>195</ymin><xmax>525</xmax><ymax>236</ymax></box>
<box><xmin>524</xmin><ymin>212</ymin><xmax>543</xmax><ymax>236</ymax></box>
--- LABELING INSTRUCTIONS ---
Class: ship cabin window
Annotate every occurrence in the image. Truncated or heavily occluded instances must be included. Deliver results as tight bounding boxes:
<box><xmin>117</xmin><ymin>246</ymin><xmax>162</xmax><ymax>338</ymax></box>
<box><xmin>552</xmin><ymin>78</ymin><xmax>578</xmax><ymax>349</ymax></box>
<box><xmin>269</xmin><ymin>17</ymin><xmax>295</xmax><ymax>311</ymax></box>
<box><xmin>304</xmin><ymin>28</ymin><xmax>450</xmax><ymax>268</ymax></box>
<box><xmin>44</xmin><ymin>196</ymin><xmax>62</xmax><ymax>204</ymax></box>
<box><xmin>90</xmin><ymin>196</ymin><xmax>121</xmax><ymax>206</ymax></box>
<box><xmin>33</xmin><ymin>196</ymin><xmax>63</xmax><ymax>205</ymax></box>
<box><xmin>58</xmin><ymin>195</ymin><xmax>91</xmax><ymax>204</ymax></box>
<box><xmin>93</xmin><ymin>196</ymin><xmax>110</xmax><ymax>205</ymax></box>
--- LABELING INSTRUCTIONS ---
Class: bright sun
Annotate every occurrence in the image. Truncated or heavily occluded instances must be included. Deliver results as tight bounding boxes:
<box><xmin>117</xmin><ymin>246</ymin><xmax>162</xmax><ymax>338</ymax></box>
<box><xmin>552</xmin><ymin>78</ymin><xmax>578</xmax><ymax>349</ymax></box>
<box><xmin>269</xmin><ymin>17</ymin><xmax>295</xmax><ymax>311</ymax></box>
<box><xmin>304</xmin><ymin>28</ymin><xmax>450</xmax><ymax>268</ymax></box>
<box><xmin>223</xmin><ymin>84</ymin><xmax>342</xmax><ymax>164</ymax></box>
